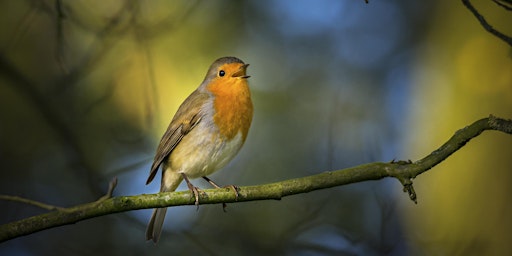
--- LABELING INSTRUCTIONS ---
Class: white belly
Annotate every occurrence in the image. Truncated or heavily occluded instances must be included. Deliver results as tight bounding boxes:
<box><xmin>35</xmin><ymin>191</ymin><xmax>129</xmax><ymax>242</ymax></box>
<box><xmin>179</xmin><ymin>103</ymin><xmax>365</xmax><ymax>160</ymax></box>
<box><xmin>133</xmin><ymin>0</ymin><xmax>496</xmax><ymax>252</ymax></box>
<box><xmin>168</xmin><ymin>121</ymin><xmax>244</xmax><ymax>179</ymax></box>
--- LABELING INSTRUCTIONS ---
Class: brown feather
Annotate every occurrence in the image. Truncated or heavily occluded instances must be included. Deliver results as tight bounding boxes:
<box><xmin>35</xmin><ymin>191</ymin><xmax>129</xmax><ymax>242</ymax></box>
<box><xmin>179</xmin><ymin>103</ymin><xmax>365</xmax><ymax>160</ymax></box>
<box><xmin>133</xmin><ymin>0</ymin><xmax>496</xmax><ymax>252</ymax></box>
<box><xmin>146</xmin><ymin>91</ymin><xmax>209</xmax><ymax>185</ymax></box>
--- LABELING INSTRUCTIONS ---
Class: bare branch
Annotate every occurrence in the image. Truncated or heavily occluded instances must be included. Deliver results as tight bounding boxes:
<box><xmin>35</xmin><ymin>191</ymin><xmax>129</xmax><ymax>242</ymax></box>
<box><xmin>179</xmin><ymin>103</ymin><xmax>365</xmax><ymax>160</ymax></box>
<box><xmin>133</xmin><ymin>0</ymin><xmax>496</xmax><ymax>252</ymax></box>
<box><xmin>492</xmin><ymin>0</ymin><xmax>512</xmax><ymax>11</ymax></box>
<box><xmin>0</xmin><ymin>115</ymin><xmax>511</xmax><ymax>243</ymax></box>
<box><xmin>462</xmin><ymin>0</ymin><xmax>512</xmax><ymax>47</ymax></box>
<box><xmin>0</xmin><ymin>195</ymin><xmax>64</xmax><ymax>211</ymax></box>
<box><xmin>95</xmin><ymin>177</ymin><xmax>118</xmax><ymax>202</ymax></box>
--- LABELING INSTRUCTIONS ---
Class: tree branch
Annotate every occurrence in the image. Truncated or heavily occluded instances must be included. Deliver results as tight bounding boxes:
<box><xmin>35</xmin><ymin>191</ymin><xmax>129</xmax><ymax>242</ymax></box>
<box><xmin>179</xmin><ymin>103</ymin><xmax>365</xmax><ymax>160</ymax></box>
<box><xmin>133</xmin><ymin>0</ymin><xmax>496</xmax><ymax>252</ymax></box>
<box><xmin>462</xmin><ymin>0</ymin><xmax>512</xmax><ymax>47</ymax></box>
<box><xmin>0</xmin><ymin>195</ymin><xmax>64</xmax><ymax>211</ymax></box>
<box><xmin>1</xmin><ymin>115</ymin><xmax>511</xmax><ymax>243</ymax></box>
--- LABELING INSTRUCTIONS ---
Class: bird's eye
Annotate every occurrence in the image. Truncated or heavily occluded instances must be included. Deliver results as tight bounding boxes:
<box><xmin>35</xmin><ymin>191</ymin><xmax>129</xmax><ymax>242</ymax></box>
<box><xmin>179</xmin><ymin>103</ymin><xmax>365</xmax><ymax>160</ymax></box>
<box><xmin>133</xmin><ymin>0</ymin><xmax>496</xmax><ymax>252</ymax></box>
<box><xmin>218</xmin><ymin>70</ymin><xmax>225</xmax><ymax>77</ymax></box>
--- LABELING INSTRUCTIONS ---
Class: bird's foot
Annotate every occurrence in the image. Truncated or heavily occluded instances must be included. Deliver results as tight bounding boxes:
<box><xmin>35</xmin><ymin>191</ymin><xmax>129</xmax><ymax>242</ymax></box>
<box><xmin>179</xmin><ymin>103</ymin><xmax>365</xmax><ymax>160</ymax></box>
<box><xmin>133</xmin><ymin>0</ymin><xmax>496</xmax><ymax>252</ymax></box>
<box><xmin>202</xmin><ymin>176</ymin><xmax>239</xmax><ymax>211</ymax></box>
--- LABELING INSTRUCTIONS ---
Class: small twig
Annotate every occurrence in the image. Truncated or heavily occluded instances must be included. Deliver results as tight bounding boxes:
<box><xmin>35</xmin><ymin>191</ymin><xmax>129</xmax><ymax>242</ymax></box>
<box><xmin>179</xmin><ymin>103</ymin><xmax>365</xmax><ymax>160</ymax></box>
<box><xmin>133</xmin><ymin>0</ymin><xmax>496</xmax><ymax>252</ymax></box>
<box><xmin>54</xmin><ymin>0</ymin><xmax>68</xmax><ymax>74</ymax></box>
<box><xmin>96</xmin><ymin>177</ymin><xmax>118</xmax><ymax>202</ymax></box>
<box><xmin>0</xmin><ymin>195</ymin><xmax>64</xmax><ymax>211</ymax></box>
<box><xmin>492</xmin><ymin>0</ymin><xmax>512</xmax><ymax>11</ymax></box>
<box><xmin>0</xmin><ymin>177</ymin><xmax>119</xmax><ymax>211</ymax></box>
<box><xmin>462</xmin><ymin>0</ymin><xmax>512</xmax><ymax>47</ymax></box>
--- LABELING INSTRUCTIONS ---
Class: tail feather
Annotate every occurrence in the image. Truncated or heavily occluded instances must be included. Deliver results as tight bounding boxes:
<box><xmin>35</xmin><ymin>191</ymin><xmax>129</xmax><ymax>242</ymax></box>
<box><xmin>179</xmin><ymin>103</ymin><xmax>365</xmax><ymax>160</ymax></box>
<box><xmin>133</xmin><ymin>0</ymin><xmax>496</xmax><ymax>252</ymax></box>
<box><xmin>146</xmin><ymin>207</ymin><xmax>168</xmax><ymax>243</ymax></box>
<box><xmin>146</xmin><ymin>170</ymin><xmax>183</xmax><ymax>243</ymax></box>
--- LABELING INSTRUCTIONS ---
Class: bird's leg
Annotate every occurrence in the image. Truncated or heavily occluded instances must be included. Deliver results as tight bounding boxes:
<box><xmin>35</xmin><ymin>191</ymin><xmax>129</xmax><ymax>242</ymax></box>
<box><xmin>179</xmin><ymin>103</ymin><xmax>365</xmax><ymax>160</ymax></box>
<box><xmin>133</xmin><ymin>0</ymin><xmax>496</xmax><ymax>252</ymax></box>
<box><xmin>202</xmin><ymin>176</ymin><xmax>239</xmax><ymax>212</ymax></box>
<box><xmin>181</xmin><ymin>173</ymin><xmax>201</xmax><ymax>209</ymax></box>
<box><xmin>202</xmin><ymin>176</ymin><xmax>239</xmax><ymax>199</ymax></box>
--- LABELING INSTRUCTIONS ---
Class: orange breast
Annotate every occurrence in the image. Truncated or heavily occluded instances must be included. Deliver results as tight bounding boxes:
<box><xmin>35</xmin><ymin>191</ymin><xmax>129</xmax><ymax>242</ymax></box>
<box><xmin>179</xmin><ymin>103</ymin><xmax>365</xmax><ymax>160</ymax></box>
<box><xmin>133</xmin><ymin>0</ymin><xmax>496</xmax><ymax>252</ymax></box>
<box><xmin>207</xmin><ymin>78</ymin><xmax>253</xmax><ymax>142</ymax></box>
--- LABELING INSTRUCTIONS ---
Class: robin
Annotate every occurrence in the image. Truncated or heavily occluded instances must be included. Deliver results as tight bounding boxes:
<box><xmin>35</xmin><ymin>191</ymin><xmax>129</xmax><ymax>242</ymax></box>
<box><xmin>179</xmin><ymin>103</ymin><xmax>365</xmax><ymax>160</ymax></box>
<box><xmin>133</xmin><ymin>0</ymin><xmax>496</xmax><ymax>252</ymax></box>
<box><xmin>145</xmin><ymin>56</ymin><xmax>253</xmax><ymax>243</ymax></box>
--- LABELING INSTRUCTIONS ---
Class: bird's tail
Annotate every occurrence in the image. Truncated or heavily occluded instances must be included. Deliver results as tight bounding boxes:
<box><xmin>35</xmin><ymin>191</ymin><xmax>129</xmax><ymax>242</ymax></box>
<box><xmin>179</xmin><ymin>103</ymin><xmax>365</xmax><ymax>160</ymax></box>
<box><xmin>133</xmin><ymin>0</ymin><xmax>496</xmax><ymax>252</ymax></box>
<box><xmin>146</xmin><ymin>171</ymin><xmax>183</xmax><ymax>243</ymax></box>
<box><xmin>146</xmin><ymin>207</ymin><xmax>168</xmax><ymax>243</ymax></box>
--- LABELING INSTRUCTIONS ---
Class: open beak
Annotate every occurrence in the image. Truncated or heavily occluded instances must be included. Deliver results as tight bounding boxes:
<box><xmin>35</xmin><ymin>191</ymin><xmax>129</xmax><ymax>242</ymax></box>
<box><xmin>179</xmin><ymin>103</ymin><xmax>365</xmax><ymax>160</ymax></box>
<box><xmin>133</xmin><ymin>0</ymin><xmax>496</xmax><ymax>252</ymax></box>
<box><xmin>232</xmin><ymin>64</ymin><xmax>250</xmax><ymax>78</ymax></box>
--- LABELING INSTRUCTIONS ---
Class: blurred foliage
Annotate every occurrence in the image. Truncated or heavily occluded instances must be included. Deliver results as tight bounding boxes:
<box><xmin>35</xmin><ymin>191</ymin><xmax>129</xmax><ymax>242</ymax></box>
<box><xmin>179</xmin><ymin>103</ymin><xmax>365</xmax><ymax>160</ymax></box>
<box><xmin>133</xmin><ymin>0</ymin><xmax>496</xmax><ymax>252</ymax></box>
<box><xmin>403</xmin><ymin>1</ymin><xmax>512</xmax><ymax>255</ymax></box>
<box><xmin>0</xmin><ymin>0</ymin><xmax>510</xmax><ymax>255</ymax></box>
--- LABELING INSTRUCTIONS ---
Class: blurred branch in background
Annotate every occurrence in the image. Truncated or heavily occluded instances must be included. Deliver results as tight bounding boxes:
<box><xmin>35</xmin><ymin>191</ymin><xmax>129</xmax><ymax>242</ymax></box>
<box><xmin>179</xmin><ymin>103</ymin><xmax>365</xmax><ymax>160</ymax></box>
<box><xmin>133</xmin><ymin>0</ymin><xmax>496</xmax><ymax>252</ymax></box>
<box><xmin>1</xmin><ymin>115</ymin><xmax>510</xmax><ymax>243</ymax></box>
<box><xmin>0</xmin><ymin>0</ymin><xmax>201</xmax><ymax>200</ymax></box>
<box><xmin>0</xmin><ymin>195</ymin><xmax>64</xmax><ymax>212</ymax></box>
<box><xmin>462</xmin><ymin>0</ymin><xmax>512</xmax><ymax>46</ymax></box>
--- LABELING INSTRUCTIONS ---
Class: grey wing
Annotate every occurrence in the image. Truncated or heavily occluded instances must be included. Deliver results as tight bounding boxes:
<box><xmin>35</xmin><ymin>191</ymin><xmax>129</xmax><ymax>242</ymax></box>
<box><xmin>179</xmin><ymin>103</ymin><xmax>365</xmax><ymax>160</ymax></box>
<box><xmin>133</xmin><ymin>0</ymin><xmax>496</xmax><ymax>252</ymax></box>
<box><xmin>146</xmin><ymin>91</ymin><xmax>207</xmax><ymax>185</ymax></box>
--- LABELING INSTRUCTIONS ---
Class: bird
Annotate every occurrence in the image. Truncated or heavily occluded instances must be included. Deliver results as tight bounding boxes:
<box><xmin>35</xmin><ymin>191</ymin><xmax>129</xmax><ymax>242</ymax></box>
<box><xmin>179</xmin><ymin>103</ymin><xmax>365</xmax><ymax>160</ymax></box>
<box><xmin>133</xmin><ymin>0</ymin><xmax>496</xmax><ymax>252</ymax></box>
<box><xmin>145</xmin><ymin>56</ymin><xmax>253</xmax><ymax>243</ymax></box>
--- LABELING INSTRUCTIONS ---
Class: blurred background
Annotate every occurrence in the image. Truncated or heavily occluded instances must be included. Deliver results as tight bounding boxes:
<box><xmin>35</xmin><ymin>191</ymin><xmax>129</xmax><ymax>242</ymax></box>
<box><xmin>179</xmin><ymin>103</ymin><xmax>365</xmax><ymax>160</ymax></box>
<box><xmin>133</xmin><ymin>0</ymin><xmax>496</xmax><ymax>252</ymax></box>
<box><xmin>1</xmin><ymin>0</ymin><xmax>511</xmax><ymax>255</ymax></box>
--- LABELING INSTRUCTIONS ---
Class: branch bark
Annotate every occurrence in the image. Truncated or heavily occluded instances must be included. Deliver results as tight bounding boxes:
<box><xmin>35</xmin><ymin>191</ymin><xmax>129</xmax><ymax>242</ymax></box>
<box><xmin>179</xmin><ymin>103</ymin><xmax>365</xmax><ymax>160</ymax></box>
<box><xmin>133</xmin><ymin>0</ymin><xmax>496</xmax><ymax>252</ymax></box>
<box><xmin>1</xmin><ymin>115</ymin><xmax>511</xmax><ymax>243</ymax></box>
